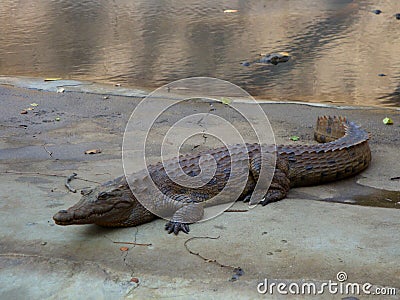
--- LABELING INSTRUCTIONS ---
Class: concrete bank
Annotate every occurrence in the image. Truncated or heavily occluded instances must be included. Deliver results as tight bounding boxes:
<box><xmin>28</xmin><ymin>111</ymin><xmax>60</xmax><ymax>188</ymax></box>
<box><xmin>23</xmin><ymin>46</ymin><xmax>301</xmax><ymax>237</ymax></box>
<box><xmin>0</xmin><ymin>77</ymin><xmax>399</xmax><ymax>299</ymax></box>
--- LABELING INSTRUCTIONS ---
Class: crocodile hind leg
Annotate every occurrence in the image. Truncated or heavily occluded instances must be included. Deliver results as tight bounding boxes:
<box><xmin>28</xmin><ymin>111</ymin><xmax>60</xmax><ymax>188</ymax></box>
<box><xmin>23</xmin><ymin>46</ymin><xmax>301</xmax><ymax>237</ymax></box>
<box><xmin>259</xmin><ymin>157</ymin><xmax>290</xmax><ymax>205</ymax></box>
<box><xmin>248</xmin><ymin>152</ymin><xmax>291</xmax><ymax>206</ymax></box>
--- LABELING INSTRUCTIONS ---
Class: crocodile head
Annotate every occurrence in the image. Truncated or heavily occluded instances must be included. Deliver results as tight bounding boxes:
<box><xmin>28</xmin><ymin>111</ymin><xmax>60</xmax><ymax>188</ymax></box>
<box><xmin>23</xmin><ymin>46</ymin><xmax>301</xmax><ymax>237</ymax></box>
<box><xmin>53</xmin><ymin>176</ymin><xmax>154</xmax><ymax>227</ymax></box>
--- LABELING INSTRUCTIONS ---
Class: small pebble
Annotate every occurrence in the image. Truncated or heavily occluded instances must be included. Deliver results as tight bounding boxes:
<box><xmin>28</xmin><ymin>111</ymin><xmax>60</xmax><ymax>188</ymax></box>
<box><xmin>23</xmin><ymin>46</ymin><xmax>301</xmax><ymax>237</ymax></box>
<box><xmin>395</xmin><ymin>13</ymin><xmax>400</xmax><ymax>20</ymax></box>
<box><xmin>229</xmin><ymin>268</ymin><xmax>244</xmax><ymax>282</ymax></box>
<box><xmin>20</xmin><ymin>110</ymin><xmax>28</xmax><ymax>114</ymax></box>
<box><xmin>130</xmin><ymin>277</ymin><xmax>139</xmax><ymax>283</ymax></box>
<box><xmin>229</xmin><ymin>274</ymin><xmax>240</xmax><ymax>282</ymax></box>
<box><xmin>241</xmin><ymin>61</ymin><xmax>250</xmax><ymax>67</ymax></box>
<box><xmin>372</xmin><ymin>9</ymin><xmax>382</xmax><ymax>15</ymax></box>
<box><xmin>41</xmin><ymin>242</ymin><xmax>47</xmax><ymax>246</ymax></box>
<box><xmin>378</xmin><ymin>73</ymin><xmax>386</xmax><ymax>77</ymax></box>
<box><xmin>234</xmin><ymin>268</ymin><xmax>244</xmax><ymax>277</ymax></box>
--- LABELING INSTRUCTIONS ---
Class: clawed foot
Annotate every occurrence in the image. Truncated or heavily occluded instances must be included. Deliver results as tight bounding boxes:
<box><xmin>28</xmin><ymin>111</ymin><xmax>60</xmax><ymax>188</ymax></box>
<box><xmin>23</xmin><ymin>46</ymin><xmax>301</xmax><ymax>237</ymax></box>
<box><xmin>259</xmin><ymin>190</ymin><xmax>286</xmax><ymax>206</ymax></box>
<box><xmin>165</xmin><ymin>221</ymin><xmax>190</xmax><ymax>235</ymax></box>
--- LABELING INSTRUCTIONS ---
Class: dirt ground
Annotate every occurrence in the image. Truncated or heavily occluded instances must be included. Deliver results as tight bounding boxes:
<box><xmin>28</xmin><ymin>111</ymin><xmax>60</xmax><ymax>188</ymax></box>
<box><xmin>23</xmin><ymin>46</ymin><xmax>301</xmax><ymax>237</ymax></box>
<box><xmin>0</xmin><ymin>77</ymin><xmax>399</xmax><ymax>299</ymax></box>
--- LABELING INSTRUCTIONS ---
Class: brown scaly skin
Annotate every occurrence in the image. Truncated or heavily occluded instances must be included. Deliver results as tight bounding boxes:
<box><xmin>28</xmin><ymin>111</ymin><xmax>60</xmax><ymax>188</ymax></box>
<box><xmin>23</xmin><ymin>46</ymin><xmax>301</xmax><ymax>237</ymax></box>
<box><xmin>53</xmin><ymin>116</ymin><xmax>371</xmax><ymax>234</ymax></box>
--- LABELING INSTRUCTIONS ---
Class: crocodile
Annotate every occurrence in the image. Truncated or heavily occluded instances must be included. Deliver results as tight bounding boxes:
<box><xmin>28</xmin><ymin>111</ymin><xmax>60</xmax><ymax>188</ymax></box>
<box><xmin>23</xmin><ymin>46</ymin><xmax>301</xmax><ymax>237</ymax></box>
<box><xmin>53</xmin><ymin>116</ymin><xmax>371</xmax><ymax>234</ymax></box>
<box><xmin>258</xmin><ymin>52</ymin><xmax>290</xmax><ymax>65</ymax></box>
<box><xmin>242</xmin><ymin>52</ymin><xmax>290</xmax><ymax>66</ymax></box>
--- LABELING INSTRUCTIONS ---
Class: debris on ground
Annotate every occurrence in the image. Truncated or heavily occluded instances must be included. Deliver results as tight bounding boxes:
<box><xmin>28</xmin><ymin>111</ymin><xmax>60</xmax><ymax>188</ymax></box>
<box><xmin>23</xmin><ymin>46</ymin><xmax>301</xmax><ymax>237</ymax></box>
<box><xmin>84</xmin><ymin>149</ymin><xmax>102</xmax><ymax>154</ymax></box>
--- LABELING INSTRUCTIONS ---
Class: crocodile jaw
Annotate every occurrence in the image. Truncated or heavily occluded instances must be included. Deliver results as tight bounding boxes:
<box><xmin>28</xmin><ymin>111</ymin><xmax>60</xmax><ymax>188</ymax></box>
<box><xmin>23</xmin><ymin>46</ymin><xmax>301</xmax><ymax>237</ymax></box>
<box><xmin>53</xmin><ymin>203</ymin><xmax>133</xmax><ymax>227</ymax></box>
<box><xmin>53</xmin><ymin>177</ymin><xmax>135</xmax><ymax>227</ymax></box>
<box><xmin>53</xmin><ymin>198</ymin><xmax>134</xmax><ymax>227</ymax></box>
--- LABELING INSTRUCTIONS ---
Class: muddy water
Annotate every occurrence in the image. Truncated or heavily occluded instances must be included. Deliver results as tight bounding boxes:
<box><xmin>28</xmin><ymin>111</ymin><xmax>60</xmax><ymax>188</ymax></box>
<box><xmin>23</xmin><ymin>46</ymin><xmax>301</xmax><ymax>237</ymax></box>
<box><xmin>1</xmin><ymin>0</ymin><xmax>400</xmax><ymax>107</ymax></box>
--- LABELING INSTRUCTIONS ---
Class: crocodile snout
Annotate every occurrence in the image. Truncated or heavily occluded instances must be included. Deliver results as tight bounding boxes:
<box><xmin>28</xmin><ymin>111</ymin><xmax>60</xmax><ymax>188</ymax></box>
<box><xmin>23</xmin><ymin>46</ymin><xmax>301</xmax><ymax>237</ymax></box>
<box><xmin>53</xmin><ymin>209</ymin><xmax>74</xmax><ymax>225</ymax></box>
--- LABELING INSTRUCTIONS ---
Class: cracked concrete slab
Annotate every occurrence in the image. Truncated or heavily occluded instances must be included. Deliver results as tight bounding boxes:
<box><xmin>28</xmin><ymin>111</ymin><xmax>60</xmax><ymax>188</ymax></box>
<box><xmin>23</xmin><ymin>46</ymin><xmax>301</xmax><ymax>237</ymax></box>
<box><xmin>0</xmin><ymin>82</ymin><xmax>399</xmax><ymax>299</ymax></box>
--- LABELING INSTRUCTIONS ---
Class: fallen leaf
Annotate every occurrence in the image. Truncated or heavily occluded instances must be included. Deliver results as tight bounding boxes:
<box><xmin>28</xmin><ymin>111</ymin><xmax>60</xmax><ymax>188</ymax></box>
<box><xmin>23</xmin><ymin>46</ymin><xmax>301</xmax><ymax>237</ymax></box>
<box><xmin>290</xmin><ymin>136</ymin><xmax>300</xmax><ymax>141</ymax></box>
<box><xmin>27</xmin><ymin>107</ymin><xmax>34</xmax><ymax>111</ymax></box>
<box><xmin>57</xmin><ymin>87</ymin><xmax>65</xmax><ymax>93</ymax></box>
<box><xmin>120</xmin><ymin>247</ymin><xmax>129</xmax><ymax>251</ymax></box>
<box><xmin>224</xmin><ymin>9</ymin><xmax>239</xmax><ymax>13</ymax></box>
<box><xmin>30</xmin><ymin>103</ymin><xmax>39</xmax><ymax>107</ymax></box>
<box><xmin>383</xmin><ymin>117</ymin><xmax>393</xmax><ymax>125</ymax></box>
<box><xmin>221</xmin><ymin>97</ymin><xmax>233</xmax><ymax>105</ymax></box>
<box><xmin>84</xmin><ymin>149</ymin><xmax>102</xmax><ymax>154</ymax></box>
<box><xmin>20</xmin><ymin>110</ymin><xmax>28</xmax><ymax>114</ymax></box>
<box><xmin>44</xmin><ymin>78</ymin><xmax>62</xmax><ymax>81</ymax></box>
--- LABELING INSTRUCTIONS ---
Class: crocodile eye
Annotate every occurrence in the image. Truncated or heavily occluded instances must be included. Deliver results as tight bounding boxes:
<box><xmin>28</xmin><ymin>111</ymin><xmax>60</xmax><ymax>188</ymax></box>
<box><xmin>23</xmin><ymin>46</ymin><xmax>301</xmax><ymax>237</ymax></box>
<box><xmin>98</xmin><ymin>192</ymin><xmax>108</xmax><ymax>199</ymax></box>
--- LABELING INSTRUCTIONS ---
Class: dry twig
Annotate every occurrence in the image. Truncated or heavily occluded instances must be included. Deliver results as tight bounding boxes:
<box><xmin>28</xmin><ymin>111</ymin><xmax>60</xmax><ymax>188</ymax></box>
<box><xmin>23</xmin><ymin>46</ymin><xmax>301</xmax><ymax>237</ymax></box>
<box><xmin>65</xmin><ymin>173</ymin><xmax>78</xmax><ymax>193</ymax></box>
<box><xmin>112</xmin><ymin>241</ymin><xmax>152</xmax><ymax>247</ymax></box>
<box><xmin>225</xmin><ymin>209</ymin><xmax>248</xmax><ymax>213</ymax></box>
<box><xmin>184</xmin><ymin>235</ymin><xmax>244</xmax><ymax>281</ymax></box>
<box><xmin>43</xmin><ymin>144</ymin><xmax>53</xmax><ymax>158</ymax></box>
<box><xmin>2</xmin><ymin>170</ymin><xmax>100</xmax><ymax>184</ymax></box>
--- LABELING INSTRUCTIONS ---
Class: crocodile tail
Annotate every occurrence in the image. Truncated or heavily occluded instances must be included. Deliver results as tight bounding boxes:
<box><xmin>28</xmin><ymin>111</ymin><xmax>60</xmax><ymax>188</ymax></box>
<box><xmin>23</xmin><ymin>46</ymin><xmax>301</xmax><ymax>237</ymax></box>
<box><xmin>278</xmin><ymin>116</ymin><xmax>371</xmax><ymax>187</ymax></box>
<box><xmin>313</xmin><ymin>115</ymin><xmax>370</xmax><ymax>151</ymax></box>
<box><xmin>314</xmin><ymin>115</ymin><xmax>347</xmax><ymax>143</ymax></box>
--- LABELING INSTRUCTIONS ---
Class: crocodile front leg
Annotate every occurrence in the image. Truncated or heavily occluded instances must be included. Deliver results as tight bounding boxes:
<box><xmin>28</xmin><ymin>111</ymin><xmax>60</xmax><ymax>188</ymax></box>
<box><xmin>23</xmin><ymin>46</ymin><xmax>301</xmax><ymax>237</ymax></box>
<box><xmin>165</xmin><ymin>201</ymin><xmax>204</xmax><ymax>234</ymax></box>
<box><xmin>151</xmin><ymin>193</ymin><xmax>204</xmax><ymax>235</ymax></box>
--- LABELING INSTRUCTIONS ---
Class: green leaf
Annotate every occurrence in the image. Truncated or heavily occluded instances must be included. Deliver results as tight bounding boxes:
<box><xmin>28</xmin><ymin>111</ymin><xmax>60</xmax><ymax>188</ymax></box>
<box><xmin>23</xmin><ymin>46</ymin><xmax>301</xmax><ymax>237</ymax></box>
<box><xmin>55</xmin><ymin>117</ymin><xmax>60</xmax><ymax>121</ymax></box>
<box><xmin>290</xmin><ymin>136</ymin><xmax>300</xmax><ymax>141</ymax></box>
<box><xmin>383</xmin><ymin>117</ymin><xmax>393</xmax><ymax>125</ymax></box>
<box><xmin>30</xmin><ymin>103</ymin><xmax>38</xmax><ymax>107</ymax></box>
<box><xmin>220</xmin><ymin>97</ymin><xmax>232</xmax><ymax>105</ymax></box>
